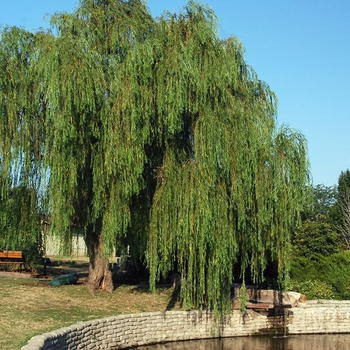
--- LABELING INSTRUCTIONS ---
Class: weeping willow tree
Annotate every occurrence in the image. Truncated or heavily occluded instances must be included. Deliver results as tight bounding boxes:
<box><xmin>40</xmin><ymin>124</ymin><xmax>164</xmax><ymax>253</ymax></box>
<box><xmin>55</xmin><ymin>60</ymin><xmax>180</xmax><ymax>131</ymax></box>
<box><xmin>0</xmin><ymin>26</ymin><xmax>43</xmax><ymax>261</ymax></box>
<box><xmin>144</xmin><ymin>3</ymin><xmax>310</xmax><ymax>312</ymax></box>
<box><xmin>0</xmin><ymin>0</ymin><xmax>154</xmax><ymax>291</ymax></box>
<box><xmin>0</xmin><ymin>0</ymin><xmax>309</xmax><ymax>300</ymax></box>
<box><xmin>0</xmin><ymin>186</ymin><xmax>41</xmax><ymax>254</ymax></box>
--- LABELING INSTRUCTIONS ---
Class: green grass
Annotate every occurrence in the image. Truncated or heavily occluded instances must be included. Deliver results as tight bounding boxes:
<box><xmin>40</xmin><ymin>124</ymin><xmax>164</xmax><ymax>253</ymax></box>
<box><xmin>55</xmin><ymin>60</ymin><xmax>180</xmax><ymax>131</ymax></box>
<box><xmin>0</xmin><ymin>262</ymin><xmax>182</xmax><ymax>350</ymax></box>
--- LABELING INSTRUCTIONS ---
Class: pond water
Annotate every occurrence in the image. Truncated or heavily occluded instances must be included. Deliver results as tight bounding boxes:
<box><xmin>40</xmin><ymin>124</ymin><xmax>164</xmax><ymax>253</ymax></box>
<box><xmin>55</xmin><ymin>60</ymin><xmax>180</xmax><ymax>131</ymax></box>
<box><xmin>134</xmin><ymin>334</ymin><xmax>350</xmax><ymax>350</ymax></box>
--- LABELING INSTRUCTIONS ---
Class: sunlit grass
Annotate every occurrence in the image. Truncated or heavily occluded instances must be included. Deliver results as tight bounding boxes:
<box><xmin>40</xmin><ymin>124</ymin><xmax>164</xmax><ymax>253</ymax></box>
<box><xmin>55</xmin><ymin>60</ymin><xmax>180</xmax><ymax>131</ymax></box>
<box><xmin>0</xmin><ymin>264</ymin><xmax>182</xmax><ymax>350</ymax></box>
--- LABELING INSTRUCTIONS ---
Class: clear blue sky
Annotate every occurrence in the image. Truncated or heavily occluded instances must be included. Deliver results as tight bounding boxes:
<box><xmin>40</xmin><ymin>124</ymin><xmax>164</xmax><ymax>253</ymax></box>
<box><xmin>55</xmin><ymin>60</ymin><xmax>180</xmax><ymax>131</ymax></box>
<box><xmin>1</xmin><ymin>0</ymin><xmax>349</xmax><ymax>187</ymax></box>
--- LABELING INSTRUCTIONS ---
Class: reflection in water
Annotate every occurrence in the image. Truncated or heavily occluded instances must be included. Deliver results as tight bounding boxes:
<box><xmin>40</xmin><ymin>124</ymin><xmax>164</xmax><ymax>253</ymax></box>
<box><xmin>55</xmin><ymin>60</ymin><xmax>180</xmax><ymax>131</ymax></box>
<box><xmin>135</xmin><ymin>334</ymin><xmax>350</xmax><ymax>350</ymax></box>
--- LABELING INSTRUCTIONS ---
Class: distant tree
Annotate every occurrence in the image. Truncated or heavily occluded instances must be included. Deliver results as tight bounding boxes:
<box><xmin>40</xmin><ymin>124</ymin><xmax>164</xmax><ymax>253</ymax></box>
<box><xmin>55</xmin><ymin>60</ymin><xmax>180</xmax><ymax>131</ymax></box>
<box><xmin>337</xmin><ymin>190</ymin><xmax>350</xmax><ymax>249</ymax></box>
<box><xmin>334</xmin><ymin>170</ymin><xmax>350</xmax><ymax>249</ymax></box>
<box><xmin>305</xmin><ymin>184</ymin><xmax>337</xmax><ymax>221</ymax></box>
<box><xmin>338</xmin><ymin>170</ymin><xmax>350</xmax><ymax>201</ymax></box>
<box><xmin>0</xmin><ymin>0</ymin><xmax>310</xmax><ymax>310</ymax></box>
<box><xmin>293</xmin><ymin>183</ymin><xmax>342</xmax><ymax>261</ymax></box>
<box><xmin>322</xmin><ymin>169</ymin><xmax>350</xmax><ymax>247</ymax></box>
<box><xmin>292</xmin><ymin>219</ymin><xmax>341</xmax><ymax>258</ymax></box>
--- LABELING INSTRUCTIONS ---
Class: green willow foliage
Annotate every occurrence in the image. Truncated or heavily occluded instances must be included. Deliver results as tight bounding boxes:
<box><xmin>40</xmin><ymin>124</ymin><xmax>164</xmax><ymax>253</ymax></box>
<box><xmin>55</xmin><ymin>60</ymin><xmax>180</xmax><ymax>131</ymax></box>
<box><xmin>0</xmin><ymin>186</ymin><xmax>41</xmax><ymax>251</ymax></box>
<box><xmin>145</xmin><ymin>3</ymin><xmax>310</xmax><ymax>312</ymax></box>
<box><xmin>0</xmin><ymin>26</ymin><xmax>43</xmax><ymax>250</ymax></box>
<box><xmin>0</xmin><ymin>0</ymin><xmax>309</xmax><ymax>305</ymax></box>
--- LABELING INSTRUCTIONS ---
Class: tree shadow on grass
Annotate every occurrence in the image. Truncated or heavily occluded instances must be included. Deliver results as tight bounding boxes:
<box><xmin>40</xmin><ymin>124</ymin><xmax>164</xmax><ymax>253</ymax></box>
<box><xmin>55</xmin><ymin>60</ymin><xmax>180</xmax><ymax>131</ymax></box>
<box><xmin>124</xmin><ymin>283</ymin><xmax>183</xmax><ymax>311</ymax></box>
<box><xmin>166</xmin><ymin>285</ymin><xmax>181</xmax><ymax>311</ymax></box>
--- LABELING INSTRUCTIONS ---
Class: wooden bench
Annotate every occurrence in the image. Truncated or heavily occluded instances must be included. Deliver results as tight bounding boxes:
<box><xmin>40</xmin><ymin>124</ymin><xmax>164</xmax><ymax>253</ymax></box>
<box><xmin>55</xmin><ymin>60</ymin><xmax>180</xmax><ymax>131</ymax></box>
<box><xmin>246</xmin><ymin>302</ymin><xmax>275</xmax><ymax>310</ymax></box>
<box><xmin>0</xmin><ymin>250</ymin><xmax>24</xmax><ymax>266</ymax></box>
<box><xmin>246</xmin><ymin>302</ymin><xmax>293</xmax><ymax>310</ymax></box>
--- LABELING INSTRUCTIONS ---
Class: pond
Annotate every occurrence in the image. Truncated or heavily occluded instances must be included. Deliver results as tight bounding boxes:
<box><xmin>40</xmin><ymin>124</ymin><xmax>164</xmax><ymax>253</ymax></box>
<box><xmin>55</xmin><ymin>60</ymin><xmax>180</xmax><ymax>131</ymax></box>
<box><xmin>134</xmin><ymin>334</ymin><xmax>350</xmax><ymax>350</ymax></box>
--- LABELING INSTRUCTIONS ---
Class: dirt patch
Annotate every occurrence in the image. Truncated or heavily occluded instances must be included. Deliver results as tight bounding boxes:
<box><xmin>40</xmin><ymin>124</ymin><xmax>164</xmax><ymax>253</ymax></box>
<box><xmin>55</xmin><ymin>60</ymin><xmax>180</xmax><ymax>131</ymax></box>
<box><xmin>0</xmin><ymin>270</ymin><xmax>33</xmax><ymax>278</ymax></box>
<box><xmin>0</xmin><ymin>258</ymin><xmax>149</xmax><ymax>287</ymax></box>
<box><xmin>0</xmin><ymin>258</ymin><xmax>90</xmax><ymax>281</ymax></box>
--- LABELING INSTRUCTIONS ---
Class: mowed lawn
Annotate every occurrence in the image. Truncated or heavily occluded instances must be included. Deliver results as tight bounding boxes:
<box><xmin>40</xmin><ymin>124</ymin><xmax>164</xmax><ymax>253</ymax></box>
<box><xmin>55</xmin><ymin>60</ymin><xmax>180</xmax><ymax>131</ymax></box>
<box><xmin>0</xmin><ymin>262</ymin><xmax>182</xmax><ymax>350</ymax></box>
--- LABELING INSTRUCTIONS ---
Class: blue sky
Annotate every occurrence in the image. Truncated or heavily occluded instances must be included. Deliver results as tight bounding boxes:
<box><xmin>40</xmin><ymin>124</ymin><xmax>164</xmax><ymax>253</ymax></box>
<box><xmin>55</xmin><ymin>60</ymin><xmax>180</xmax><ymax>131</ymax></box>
<box><xmin>1</xmin><ymin>0</ymin><xmax>349</xmax><ymax>187</ymax></box>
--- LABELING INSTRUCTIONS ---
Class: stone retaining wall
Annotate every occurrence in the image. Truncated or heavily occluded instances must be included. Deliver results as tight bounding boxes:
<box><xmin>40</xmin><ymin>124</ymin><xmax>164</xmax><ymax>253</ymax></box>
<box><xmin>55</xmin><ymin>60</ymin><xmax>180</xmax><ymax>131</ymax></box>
<box><xmin>21</xmin><ymin>301</ymin><xmax>350</xmax><ymax>350</ymax></box>
<box><xmin>288</xmin><ymin>300</ymin><xmax>350</xmax><ymax>334</ymax></box>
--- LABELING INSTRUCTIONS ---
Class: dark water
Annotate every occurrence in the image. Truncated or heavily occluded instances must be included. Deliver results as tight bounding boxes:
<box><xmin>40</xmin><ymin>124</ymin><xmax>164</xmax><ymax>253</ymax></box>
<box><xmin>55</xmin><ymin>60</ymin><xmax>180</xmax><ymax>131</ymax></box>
<box><xmin>135</xmin><ymin>334</ymin><xmax>350</xmax><ymax>350</ymax></box>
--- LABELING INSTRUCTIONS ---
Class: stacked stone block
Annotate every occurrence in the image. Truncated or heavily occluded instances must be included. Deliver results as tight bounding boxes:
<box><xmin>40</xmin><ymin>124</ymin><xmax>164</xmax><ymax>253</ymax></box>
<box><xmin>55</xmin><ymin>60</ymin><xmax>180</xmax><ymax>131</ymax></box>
<box><xmin>21</xmin><ymin>301</ymin><xmax>350</xmax><ymax>350</ymax></box>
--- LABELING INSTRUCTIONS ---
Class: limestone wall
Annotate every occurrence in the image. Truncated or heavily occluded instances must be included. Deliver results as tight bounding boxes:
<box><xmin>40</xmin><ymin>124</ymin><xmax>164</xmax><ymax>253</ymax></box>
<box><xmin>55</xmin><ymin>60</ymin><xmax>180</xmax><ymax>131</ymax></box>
<box><xmin>21</xmin><ymin>301</ymin><xmax>350</xmax><ymax>350</ymax></box>
<box><xmin>288</xmin><ymin>300</ymin><xmax>350</xmax><ymax>334</ymax></box>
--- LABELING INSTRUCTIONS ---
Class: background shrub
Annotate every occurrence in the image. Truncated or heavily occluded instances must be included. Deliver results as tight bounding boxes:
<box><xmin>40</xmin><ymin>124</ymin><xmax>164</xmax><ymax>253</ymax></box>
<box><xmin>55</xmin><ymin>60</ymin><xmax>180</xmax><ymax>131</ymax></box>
<box><xmin>290</xmin><ymin>251</ymin><xmax>350</xmax><ymax>299</ymax></box>
<box><xmin>290</xmin><ymin>279</ymin><xmax>334</xmax><ymax>300</ymax></box>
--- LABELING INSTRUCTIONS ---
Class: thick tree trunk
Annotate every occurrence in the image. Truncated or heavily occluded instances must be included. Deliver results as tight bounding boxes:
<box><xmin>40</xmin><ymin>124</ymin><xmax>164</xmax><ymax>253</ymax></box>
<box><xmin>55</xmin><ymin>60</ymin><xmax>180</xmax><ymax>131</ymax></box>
<box><xmin>86</xmin><ymin>233</ymin><xmax>114</xmax><ymax>293</ymax></box>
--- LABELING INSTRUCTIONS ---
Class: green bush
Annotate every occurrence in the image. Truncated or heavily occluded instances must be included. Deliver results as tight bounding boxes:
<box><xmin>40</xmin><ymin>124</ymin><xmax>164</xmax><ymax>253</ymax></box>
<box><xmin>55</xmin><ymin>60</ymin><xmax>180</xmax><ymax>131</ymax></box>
<box><xmin>292</xmin><ymin>220</ymin><xmax>341</xmax><ymax>257</ymax></box>
<box><xmin>22</xmin><ymin>240</ymin><xmax>43</xmax><ymax>270</ymax></box>
<box><xmin>290</xmin><ymin>279</ymin><xmax>334</xmax><ymax>300</ymax></box>
<box><xmin>290</xmin><ymin>251</ymin><xmax>350</xmax><ymax>299</ymax></box>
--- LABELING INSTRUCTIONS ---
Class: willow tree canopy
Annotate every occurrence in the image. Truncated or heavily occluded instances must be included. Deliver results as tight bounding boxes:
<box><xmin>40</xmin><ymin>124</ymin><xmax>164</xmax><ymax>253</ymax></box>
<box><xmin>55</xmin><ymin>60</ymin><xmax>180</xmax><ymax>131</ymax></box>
<box><xmin>0</xmin><ymin>0</ymin><xmax>310</xmax><ymax>305</ymax></box>
<box><xmin>144</xmin><ymin>2</ymin><xmax>310</xmax><ymax>311</ymax></box>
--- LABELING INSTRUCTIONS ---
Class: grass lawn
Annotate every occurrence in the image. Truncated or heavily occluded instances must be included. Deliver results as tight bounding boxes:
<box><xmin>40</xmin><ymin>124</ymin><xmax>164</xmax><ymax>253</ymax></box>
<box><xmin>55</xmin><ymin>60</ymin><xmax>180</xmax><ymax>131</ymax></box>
<box><xmin>0</xmin><ymin>260</ymin><xmax>182</xmax><ymax>350</ymax></box>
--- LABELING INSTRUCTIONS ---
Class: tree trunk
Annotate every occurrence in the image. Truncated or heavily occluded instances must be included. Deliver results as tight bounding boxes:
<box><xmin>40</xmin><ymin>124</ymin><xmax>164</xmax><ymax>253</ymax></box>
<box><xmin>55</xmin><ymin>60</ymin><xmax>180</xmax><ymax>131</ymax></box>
<box><xmin>86</xmin><ymin>233</ymin><xmax>114</xmax><ymax>293</ymax></box>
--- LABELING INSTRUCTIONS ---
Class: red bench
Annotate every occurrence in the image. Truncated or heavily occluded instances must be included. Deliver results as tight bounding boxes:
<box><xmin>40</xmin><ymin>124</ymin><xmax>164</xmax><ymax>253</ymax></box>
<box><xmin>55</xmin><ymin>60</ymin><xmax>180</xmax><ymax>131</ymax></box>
<box><xmin>0</xmin><ymin>251</ymin><xmax>24</xmax><ymax>266</ymax></box>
